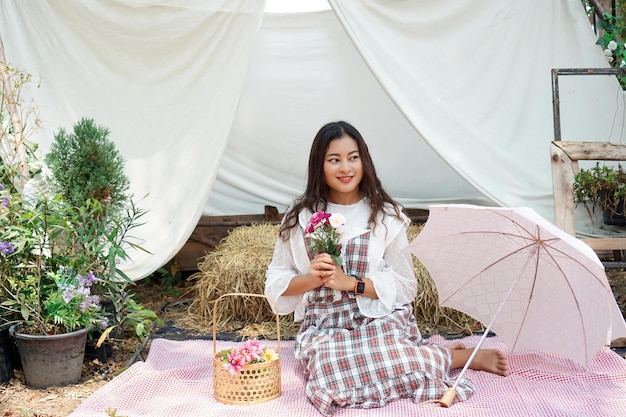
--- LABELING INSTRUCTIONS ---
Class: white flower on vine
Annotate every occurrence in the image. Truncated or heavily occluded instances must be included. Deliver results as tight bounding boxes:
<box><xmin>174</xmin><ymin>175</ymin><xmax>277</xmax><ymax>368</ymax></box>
<box><xmin>607</xmin><ymin>55</ymin><xmax>615</xmax><ymax>63</ymax></box>
<box><xmin>605</xmin><ymin>48</ymin><xmax>614</xmax><ymax>57</ymax></box>
<box><xmin>608</xmin><ymin>40</ymin><xmax>618</xmax><ymax>51</ymax></box>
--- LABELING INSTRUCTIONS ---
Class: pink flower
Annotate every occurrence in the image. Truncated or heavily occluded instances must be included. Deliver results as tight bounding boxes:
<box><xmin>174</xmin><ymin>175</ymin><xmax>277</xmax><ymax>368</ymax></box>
<box><xmin>305</xmin><ymin>211</ymin><xmax>345</xmax><ymax>267</ymax></box>
<box><xmin>305</xmin><ymin>211</ymin><xmax>332</xmax><ymax>234</ymax></box>
<box><xmin>241</xmin><ymin>339</ymin><xmax>263</xmax><ymax>361</ymax></box>
<box><xmin>220</xmin><ymin>339</ymin><xmax>278</xmax><ymax>374</ymax></box>
<box><xmin>225</xmin><ymin>351</ymin><xmax>246</xmax><ymax>374</ymax></box>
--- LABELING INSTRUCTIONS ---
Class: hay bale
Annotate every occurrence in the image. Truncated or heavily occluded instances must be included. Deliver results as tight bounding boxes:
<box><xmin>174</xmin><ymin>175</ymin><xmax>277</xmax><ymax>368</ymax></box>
<box><xmin>189</xmin><ymin>223</ymin><xmax>283</xmax><ymax>328</ymax></box>
<box><xmin>189</xmin><ymin>222</ymin><xmax>480</xmax><ymax>336</ymax></box>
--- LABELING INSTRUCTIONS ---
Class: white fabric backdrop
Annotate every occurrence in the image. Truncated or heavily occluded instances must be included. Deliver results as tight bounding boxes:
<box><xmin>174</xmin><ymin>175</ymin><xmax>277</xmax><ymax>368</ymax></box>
<box><xmin>0</xmin><ymin>0</ymin><xmax>266</xmax><ymax>278</ymax></box>
<box><xmin>1</xmin><ymin>0</ymin><xmax>625</xmax><ymax>279</ymax></box>
<box><xmin>207</xmin><ymin>9</ymin><xmax>488</xmax><ymax>215</ymax></box>
<box><xmin>329</xmin><ymin>0</ymin><xmax>626</xmax><ymax>218</ymax></box>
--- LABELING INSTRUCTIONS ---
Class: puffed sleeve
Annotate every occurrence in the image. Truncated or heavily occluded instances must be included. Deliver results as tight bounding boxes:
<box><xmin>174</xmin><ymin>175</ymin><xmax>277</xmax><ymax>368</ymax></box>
<box><xmin>356</xmin><ymin>212</ymin><xmax>417</xmax><ymax>318</ymax></box>
<box><xmin>265</xmin><ymin>231</ymin><xmax>301</xmax><ymax>315</ymax></box>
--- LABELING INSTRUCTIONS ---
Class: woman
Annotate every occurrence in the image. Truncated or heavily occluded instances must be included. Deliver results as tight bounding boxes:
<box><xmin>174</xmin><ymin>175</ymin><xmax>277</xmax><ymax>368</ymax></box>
<box><xmin>265</xmin><ymin>121</ymin><xmax>508</xmax><ymax>415</ymax></box>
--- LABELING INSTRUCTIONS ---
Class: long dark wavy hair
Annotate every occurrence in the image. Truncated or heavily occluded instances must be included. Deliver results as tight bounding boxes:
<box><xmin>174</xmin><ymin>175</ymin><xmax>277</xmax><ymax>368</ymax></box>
<box><xmin>279</xmin><ymin>121</ymin><xmax>402</xmax><ymax>240</ymax></box>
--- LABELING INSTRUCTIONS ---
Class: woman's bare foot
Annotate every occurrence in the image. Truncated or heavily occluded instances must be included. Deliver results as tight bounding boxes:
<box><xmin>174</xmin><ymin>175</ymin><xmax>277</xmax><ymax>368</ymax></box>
<box><xmin>451</xmin><ymin>348</ymin><xmax>509</xmax><ymax>376</ymax></box>
<box><xmin>469</xmin><ymin>349</ymin><xmax>509</xmax><ymax>376</ymax></box>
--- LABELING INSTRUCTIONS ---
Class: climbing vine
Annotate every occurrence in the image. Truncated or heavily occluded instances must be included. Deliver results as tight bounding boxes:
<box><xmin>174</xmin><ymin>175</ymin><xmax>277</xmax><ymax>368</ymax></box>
<box><xmin>584</xmin><ymin>0</ymin><xmax>626</xmax><ymax>88</ymax></box>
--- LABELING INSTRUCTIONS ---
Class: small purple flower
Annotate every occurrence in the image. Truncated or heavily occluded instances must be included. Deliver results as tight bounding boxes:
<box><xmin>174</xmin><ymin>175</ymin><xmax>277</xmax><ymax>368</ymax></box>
<box><xmin>77</xmin><ymin>273</ymin><xmax>87</xmax><ymax>286</ymax></box>
<box><xmin>99</xmin><ymin>317</ymin><xmax>109</xmax><ymax>330</ymax></box>
<box><xmin>77</xmin><ymin>271</ymin><xmax>97</xmax><ymax>287</ymax></box>
<box><xmin>0</xmin><ymin>241</ymin><xmax>14</xmax><ymax>256</ymax></box>
<box><xmin>87</xmin><ymin>271</ymin><xmax>97</xmax><ymax>286</ymax></box>
<box><xmin>0</xmin><ymin>183</ymin><xmax>4</xmax><ymax>190</ymax></box>
<box><xmin>77</xmin><ymin>285</ymin><xmax>90</xmax><ymax>297</ymax></box>
<box><xmin>86</xmin><ymin>295</ymin><xmax>101</xmax><ymax>309</ymax></box>
<box><xmin>61</xmin><ymin>284</ymin><xmax>77</xmax><ymax>303</ymax></box>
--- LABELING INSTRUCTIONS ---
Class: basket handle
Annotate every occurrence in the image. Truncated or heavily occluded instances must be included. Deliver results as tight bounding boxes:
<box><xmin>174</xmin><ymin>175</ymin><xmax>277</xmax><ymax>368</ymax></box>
<box><xmin>212</xmin><ymin>293</ymin><xmax>281</xmax><ymax>356</ymax></box>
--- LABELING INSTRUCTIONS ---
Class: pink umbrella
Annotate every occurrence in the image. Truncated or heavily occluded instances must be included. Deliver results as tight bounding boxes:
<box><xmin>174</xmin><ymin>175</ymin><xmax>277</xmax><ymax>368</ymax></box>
<box><xmin>407</xmin><ymin>204</ymin><xmax>626</xmax><ymax>406</ymax></box>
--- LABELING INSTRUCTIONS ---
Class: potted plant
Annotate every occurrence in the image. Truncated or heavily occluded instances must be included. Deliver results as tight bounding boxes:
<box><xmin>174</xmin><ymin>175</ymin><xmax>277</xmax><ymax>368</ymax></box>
<box><xmin>44</xmin><ymin>117</ymin><xmax>160</xmax><ymax>339</ymax></box>
<box><xmin>6</xmin><ymin>268</ymin><xmax>109</xmax><ymax>388</ymax></box>
<box><xmin>0</xmin><ymin>117</ymin><xmax>159</xmax><ymax>388</ymax></box>
<box><xmin>0</xmin><ymin>172</ymin><xmax>110</xmax><ymax>387</ymax></box>
<box><xmin>573</xmin><ymin>162</ymin><xmax>626</xmax><ymax>225</ymax></box>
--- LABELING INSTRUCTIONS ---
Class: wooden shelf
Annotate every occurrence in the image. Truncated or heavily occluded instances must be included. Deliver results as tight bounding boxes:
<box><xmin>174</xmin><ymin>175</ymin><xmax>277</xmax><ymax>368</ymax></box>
<box><xmin>551</xmin><ymin>141</ymin><xmax>626</xmax><ymax>252</ymax></box>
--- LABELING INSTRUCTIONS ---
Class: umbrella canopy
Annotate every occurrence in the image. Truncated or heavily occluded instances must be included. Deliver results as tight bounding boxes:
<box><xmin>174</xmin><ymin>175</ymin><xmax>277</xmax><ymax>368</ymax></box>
<box><xmin>407</xmin><ymin>204</ymin><xmax>626</xmax><ymax>368</ymax></box>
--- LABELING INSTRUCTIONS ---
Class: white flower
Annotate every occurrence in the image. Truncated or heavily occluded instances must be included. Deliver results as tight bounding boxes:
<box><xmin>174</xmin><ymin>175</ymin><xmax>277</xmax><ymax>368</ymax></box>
<box><xmin>605</xmin><ymin>48</ymin><xmax>613</xmax><ymax>57</ymax></box>
<box><xmin>607</xmin><ymin>55</ymin><xmax>615</xmax><ymax>63</ymax></box>
<box><xmin>608</xmin><ymin>40</ymin><xmax>618</xmax><ymax>51</ymax></box>
<box><xmin>329</xmin><ymin>212</ymin><xmax>346</xmax><ymax>229</ymax></box>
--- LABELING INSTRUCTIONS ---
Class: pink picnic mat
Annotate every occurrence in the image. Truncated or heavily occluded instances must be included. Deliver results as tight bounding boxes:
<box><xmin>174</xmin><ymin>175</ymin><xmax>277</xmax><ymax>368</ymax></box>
<box><xmin>68</xmin><ymin>335</ymin><xmax>626</xmax><ymax>417</ymax></box>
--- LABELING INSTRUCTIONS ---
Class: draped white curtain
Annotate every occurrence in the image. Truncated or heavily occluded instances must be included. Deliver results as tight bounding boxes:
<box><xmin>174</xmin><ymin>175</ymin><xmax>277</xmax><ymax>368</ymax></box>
<box><xmin>329</xmin><ymin>0</ymin><xmax>626</xmax><ymax>219</ymax></box>
<box><xmin>208</xmin><ymin>9</ymin><xmax>487</xmax><ymax>215</ymax></box>
<box><xmin>0</xmin><ymin>0</ymin><xmax>266</xmax><ymax>279</ymax></box>
<box><xmin>1</xmin><ymin>0</ymin><xmax>624</xmax><ymax>279</ymax></box>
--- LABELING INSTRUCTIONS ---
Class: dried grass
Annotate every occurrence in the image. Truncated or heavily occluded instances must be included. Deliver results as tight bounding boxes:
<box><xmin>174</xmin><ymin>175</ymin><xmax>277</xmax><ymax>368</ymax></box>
<box><xmin>188</xmin><ymin>222</ymin><xmax>480</xmax><ymax>339</ymax></box>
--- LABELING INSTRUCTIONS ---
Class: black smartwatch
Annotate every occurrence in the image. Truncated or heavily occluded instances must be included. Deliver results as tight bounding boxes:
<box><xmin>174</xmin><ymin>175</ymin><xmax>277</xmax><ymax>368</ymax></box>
<box><xmin>353</xmin><ymin>277</ymin><xmax>365</xmax><ymax>295</ymax></box>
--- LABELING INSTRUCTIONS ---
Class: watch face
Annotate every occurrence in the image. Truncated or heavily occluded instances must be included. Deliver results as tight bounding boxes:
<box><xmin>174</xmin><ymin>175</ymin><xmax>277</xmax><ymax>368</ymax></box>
<box><xmin>356</xmin><ymin>281</ymin><xmax>365</xmax><ymax>294</ymax></box>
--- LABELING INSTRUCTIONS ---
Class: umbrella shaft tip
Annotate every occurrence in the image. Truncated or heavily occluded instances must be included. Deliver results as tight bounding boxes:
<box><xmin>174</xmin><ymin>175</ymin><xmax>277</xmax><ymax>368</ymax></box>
<box><xmin>438</xmin><ymin>387</ymin><xmax>457</xmax><ymax>408</ymax></box>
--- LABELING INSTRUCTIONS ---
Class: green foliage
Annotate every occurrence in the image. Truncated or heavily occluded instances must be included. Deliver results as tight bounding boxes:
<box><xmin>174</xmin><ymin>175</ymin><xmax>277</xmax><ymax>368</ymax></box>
<box><xmin>42</xmin><ymin>118</ymin><xmax>157</xmax><ymax>337</ymax></box>
<box><xmin>42</xmin><ymin>268</ymin><xmax>108</xmax><ymax>333</ymax></box>
<box><xmin>573</xmin><ymin>162</ymin><xmax>626</xmax><ymax>218</ymax></box>
<box><xmin>583</xmin><ymin>0</ymin><xmax>626</xmax><ymax>89</ymax></box>
<box><xmin>45</xmin><ymin>117</ymin><xmax>130</xmax><ymax>211</ymax></box>
<box><xmin>1</xmin><ymin>112</ymin><xmax>157</xmax><ymax>337</ymax></box>
<box><xmin>0</xmin><ymin>178</ymin><xmax>71</xmax><ymax>330</ymax></box>
<box><xmin>152</xmin><ymin>259</ymin><xmax>183</xmax><ymax>295</ymax></box>
<box><xmin>108</xmin><ymin>293</ymin><xmax>162</xmax><ymax>338</ymax></box>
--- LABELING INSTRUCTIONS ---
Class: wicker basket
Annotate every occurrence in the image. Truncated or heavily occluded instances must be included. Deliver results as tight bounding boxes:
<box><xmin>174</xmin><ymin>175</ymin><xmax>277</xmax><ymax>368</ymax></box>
<box><xmin>212</xmin><ymin>293</ymin><xmax>281</xmax><ymax>405</ymax></box>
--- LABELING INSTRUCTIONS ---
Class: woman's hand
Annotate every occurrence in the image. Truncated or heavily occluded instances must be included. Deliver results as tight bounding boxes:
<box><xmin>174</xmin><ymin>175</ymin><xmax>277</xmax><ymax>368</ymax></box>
<box><xmin>313</xmin><ymin>253</ymin><xmax>353</xmax><ymax>292</ymax></box>
<box><xmin>282</xmin><ymin>254</ymin><xmax>352</xmax><ymax>296</ymax></box>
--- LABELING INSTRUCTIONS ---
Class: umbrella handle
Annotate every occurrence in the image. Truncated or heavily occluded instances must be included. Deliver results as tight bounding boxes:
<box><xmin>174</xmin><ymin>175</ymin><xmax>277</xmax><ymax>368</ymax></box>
<box><xmin>438</xmin><ymin>249</ymin><xmax>536</xmax><ymax>407</ymax></box>
<box><xmin>437</xmin><ymin>388</ymin><xmax>456</xmax><ymax>407</ymax></box>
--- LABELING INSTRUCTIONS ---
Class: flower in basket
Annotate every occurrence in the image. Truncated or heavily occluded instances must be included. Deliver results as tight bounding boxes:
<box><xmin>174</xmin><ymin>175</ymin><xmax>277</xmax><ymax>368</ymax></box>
<box><xmin>305</xmin><ymin>211</ymin><xmax>346</xmax><ymax>267</ymax></box>
<box><xmin>219</xmin><ymin>339</ymin><xmax>279</xmax><ymax>375</ymax></box>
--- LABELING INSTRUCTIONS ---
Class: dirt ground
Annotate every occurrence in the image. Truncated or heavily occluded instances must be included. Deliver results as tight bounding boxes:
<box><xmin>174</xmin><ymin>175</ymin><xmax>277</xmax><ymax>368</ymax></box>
<box><xmin>1</xmin><ymin>270</ymin><xmax>626</xmax><ymax>417</ymax></box>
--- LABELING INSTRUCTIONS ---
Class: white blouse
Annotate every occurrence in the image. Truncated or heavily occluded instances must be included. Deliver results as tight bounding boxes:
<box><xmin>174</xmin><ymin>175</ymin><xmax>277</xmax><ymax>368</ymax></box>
<box><xmin>265</xmin><ymin>199</ymin><xmax>417</xmax><ymax>322</ymax></box>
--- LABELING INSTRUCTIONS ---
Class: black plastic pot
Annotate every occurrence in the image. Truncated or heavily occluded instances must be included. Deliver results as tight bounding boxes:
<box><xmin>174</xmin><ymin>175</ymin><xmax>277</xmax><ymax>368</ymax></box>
<box><xmin>603</xmin><ymin>196</ymin><xmax>626</xmax><ymax>226</ymax></box>
<box><xmin>0</xmin><ymin>322</ymin><xmax>20</xmax><ymax>383</ymax></box>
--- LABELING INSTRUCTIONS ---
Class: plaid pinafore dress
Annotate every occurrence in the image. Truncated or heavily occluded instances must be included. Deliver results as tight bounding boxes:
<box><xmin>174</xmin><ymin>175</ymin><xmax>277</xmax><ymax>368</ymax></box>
<box><xmin>295</xmin><ymin>229</ymin><xmax>474</xmax><ymax>415</ymax></box>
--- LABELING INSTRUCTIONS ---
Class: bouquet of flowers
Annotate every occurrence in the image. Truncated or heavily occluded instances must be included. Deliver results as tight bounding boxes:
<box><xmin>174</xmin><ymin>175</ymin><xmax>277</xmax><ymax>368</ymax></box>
<box><xmin>305</xmin><ymin>211</ymin><xmax>346</xmax><ymax>267</ymax></box>
<box><xmin>218</xmin><ymin>339</ymin><xmax>279</xmax><ymax>375</ymax></box>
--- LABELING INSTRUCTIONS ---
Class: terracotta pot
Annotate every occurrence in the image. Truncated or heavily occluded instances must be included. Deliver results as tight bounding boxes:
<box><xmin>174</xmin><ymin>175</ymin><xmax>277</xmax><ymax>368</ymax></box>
<box><xmin>10</xmin><ymin>324</ymin><xmax>89</xmax><ymax>388</ymax></box>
